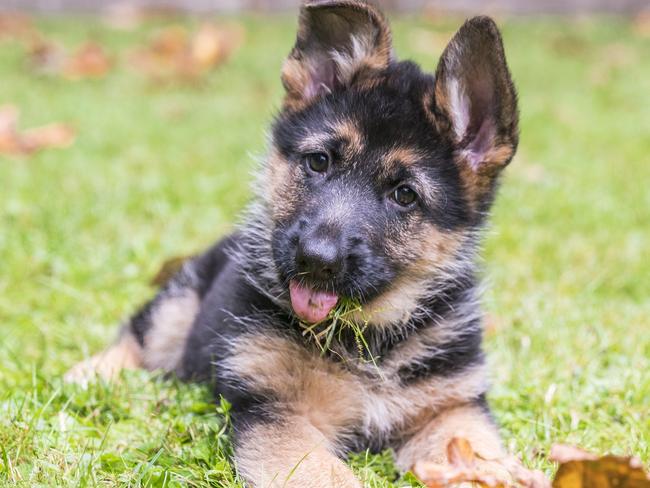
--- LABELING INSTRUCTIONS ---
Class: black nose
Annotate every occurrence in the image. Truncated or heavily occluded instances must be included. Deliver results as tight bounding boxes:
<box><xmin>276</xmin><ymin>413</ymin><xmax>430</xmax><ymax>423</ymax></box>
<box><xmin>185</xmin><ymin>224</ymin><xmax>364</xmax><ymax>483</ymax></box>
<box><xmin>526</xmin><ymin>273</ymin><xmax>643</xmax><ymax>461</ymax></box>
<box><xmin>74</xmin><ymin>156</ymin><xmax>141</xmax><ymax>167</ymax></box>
<box><xmin>295</xmin><ymin>235</ymin><xmax>343</xmax><ymax>282</ymax></box>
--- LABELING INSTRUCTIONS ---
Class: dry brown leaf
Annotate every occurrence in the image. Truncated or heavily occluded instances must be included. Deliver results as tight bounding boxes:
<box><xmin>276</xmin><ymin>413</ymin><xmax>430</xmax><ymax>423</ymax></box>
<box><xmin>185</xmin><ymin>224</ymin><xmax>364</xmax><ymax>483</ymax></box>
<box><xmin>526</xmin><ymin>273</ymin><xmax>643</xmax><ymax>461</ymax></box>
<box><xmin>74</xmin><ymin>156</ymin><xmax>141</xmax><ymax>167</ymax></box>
<box><xmin>27</xmin><ymin>37</ymin><xmax>112</xmax><ymax>80</ymax></box>
<box><xmin>130</xmin><ymin>26</ymin><xmax>192</xmax><ymax>81</ymax></box>
<box><xmin>26</xmin><ymin>36</ymin><xmax>66</xmax><ymax>75</ymax></box>
<box><xmin>21</xmin><ymin>123</ymin><xmax>76</xmax><ymax>151</ymax></box>
<box><xmin>190</xmin><ymin>22</ymin><xmax>244</xmax><ymax>70</ymax></box>
<box><xmin>63</xmin><ymin>41</ymin><xmax>112</xmax><ymax>80</ymax></box>
<box><xmin>130</xmin><ymin>22</ymin><xmax>244</xmax><ymax>83</ymax></box>
<box><xmin>550</xmin><ymin>444</ymin><xmax>650</xmax><ymax>488</ymax></box>
<box><xmin>149</xmin><ymin>25</ymin><xmax>188</xmax><ymax>58</ymax></box>
<box><xmin>191</xmin><ymin>23</ymin><xmax>225</xmax><ymax>68</ymax></box>
<box><xmin>0</xmin><ymin>105</ymin><xmax>75</xmax><ymax>156</ymax></box>
<box><xmin>414</xmin><ymin>437</ymin><xmax>550</xmax><ymax>488</ymax></box>
<box><xmin>0</xmin><ymin>13</ymin><xmax>35</xmax><ymax>41</ymax></box>
<box><xmin>415</xmin><ymin>459</ymin><xmax>509</xmax><ymax>487</ymax></box>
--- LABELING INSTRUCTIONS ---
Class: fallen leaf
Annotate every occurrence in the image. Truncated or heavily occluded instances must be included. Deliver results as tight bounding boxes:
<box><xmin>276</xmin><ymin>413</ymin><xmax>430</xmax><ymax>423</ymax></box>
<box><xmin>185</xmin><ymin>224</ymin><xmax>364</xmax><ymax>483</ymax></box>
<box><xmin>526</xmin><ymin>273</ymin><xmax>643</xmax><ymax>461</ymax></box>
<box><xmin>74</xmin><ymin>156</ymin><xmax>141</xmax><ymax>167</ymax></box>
<box><xmin>415</xmin><ymin>459</ymin><xmax>508</xmax><ymax>488</ymax></box>
<box><xmin>149</xmin><ymin>25</ymin><xmax>188</xmax><ymax>58</ymax></box>
<box><xmin>0</xmin><ymin>105</ymin><xmax>75</xmax><ymax>156</ymax></box>
<box><xmin>191</xmin><ymin>23</ymin><xmax>224</xmax><ymax>68</ymax></box>
<box><xmin>26</xmin><ymin>36</ymin><xmax>66</xmax><ymax>75</ymax></box>
<box><xmin>0</xmin><ymin>13</ymin><xmax>35</xmax><ymax>41</ymax></box>
<box><xmin>550</xmin><ymin>444</ymin><xmax>650</xmax><ymax>488</ymax></box>
<box><xmin>130</xmin><ymin>22</ymin><xmax>244</xmax><ymax>83</ymax></box>
<box><xmin>130</xmin><ymin>25</ymin><xmax>193</xmax><ymax>82</ymax></box>
<box><xmin>27</xmin><ymin>37</ymin><xmax>112</xmax><ymax>80</ymax></box>
<box><xmin>63</xmin><ymin>41</ymin><xmax>112</xmax><ymax>80</ymax></box>
<box><xmin>21</xmin><ymin>123</ymin><xmax>76</xmax><ymax>152</ymax></box>
<box><xmin>414</xmin><ymin>437</ymin><xmax>550</xmax><ymax>488</ymax></box>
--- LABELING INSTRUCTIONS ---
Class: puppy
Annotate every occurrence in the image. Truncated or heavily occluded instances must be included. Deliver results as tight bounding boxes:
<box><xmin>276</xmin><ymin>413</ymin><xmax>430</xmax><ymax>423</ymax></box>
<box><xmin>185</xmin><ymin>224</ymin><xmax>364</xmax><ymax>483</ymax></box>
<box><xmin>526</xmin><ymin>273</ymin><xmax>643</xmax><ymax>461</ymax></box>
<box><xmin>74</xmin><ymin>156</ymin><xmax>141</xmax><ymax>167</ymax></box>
<box><xmin>67</xmin><ymin>1</ymin><xmax>521</xmax><ymax>486</ymax></box>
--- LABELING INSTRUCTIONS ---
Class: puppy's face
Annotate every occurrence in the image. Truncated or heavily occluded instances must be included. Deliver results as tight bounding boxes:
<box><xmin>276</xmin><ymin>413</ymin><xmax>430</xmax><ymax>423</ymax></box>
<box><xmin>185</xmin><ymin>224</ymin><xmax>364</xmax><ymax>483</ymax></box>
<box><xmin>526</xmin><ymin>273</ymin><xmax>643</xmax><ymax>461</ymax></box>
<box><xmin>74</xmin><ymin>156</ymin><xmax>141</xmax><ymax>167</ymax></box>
<box><xmin>266</xmin><ymin>2</ymin><xmax>519</xmax><ymax>324</ymax></box>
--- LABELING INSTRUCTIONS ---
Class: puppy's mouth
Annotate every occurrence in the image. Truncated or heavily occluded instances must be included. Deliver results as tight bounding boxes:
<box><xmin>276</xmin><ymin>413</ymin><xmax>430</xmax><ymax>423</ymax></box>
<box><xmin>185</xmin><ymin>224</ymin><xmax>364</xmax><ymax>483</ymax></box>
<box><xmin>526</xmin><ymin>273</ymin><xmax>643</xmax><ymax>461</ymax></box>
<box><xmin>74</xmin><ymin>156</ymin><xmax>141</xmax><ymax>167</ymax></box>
<box><xmin>289</xmin><ymin>280</ymin><xmax>339</xmax><ymax>324</ymax></box>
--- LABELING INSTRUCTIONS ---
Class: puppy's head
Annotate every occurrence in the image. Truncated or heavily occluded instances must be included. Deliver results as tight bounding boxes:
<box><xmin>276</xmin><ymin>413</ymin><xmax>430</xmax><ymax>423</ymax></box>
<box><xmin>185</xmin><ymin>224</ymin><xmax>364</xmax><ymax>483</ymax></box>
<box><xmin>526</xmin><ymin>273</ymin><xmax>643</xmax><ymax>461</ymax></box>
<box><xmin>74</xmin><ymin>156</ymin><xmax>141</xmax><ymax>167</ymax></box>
<box><xmin>264</xmin><ymin>1</ymin><xmax>518</xmax><ymax>325</ymax></box>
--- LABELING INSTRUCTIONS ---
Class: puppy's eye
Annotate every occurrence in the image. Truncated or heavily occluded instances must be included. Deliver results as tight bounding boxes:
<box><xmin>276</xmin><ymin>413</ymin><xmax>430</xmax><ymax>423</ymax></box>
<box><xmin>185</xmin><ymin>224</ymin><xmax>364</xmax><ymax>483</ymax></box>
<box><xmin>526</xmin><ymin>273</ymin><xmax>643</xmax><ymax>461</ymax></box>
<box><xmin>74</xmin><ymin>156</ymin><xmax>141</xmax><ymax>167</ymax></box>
<box><xmin>392</xmin><ymin>185</ymin><xmax>418</xmax><ymax>207</ymax></box>
<box><xmin>303</xmin><ymin>152</ymin><xmax>329</xmax><ymax>174</ymax></box>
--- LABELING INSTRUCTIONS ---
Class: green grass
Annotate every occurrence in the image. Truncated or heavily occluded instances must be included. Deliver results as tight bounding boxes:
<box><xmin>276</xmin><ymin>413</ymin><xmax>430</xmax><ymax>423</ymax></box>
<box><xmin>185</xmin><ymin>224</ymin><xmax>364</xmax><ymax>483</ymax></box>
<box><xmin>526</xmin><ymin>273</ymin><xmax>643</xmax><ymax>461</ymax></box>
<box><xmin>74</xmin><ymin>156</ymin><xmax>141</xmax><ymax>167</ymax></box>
<box><xmin>1</xmin><ymin>12</ymin><xmax>649</xmax><ymax>487</ymax></box>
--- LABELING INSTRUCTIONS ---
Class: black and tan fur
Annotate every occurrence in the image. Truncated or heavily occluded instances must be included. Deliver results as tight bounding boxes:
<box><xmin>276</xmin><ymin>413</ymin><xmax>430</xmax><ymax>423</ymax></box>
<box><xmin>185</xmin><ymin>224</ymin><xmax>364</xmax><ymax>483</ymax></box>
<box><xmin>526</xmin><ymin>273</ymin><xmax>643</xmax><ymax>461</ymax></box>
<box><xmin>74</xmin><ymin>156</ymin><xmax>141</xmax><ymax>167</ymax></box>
<box><xmin>66</xmin><ymin>1</ymin><xmax>521</xmax><ymax>486</ymax></box>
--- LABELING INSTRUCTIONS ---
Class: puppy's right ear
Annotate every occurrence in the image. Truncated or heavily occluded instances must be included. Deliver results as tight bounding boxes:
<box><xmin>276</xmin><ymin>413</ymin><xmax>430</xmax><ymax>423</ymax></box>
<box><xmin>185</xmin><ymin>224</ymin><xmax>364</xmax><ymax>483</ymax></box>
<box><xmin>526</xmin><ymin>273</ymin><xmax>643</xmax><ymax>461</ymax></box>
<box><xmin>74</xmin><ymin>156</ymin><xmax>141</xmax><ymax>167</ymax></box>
<box><xmin>282</xmin><ymin>0</ymin><xmax>392</xmax><ymax>111</ymax></box>
<box><xmin>430</xmin><ymin>16</ymin><xmax>519</xmax><ymax>176</ymax></box>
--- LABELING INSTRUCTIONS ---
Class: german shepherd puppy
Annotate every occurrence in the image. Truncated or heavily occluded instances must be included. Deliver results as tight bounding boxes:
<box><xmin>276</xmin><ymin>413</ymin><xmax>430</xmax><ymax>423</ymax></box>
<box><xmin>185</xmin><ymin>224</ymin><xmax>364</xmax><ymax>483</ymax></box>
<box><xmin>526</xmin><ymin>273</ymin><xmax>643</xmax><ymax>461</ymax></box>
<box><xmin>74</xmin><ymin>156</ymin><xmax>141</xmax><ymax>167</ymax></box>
<box><xmin>67</xmin><ymin>1</ymin><xmax>521</xmax><ymax>486</ymax></box>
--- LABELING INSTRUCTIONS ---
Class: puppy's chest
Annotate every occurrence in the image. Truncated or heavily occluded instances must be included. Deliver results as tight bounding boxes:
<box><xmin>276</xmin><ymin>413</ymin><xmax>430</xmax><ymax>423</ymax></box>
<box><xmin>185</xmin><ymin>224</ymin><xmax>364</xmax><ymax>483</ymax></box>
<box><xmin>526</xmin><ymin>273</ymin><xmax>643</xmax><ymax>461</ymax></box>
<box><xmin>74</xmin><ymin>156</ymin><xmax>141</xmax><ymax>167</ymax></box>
<box><xmin>224</xmin><ymin>332</ymin><xmax>484</xmax><ymax>447</ymax></box>
<box><xmin>285</xmin><ymin>360</ymin><xmax>421</xmax><ymax>444</ymax></box>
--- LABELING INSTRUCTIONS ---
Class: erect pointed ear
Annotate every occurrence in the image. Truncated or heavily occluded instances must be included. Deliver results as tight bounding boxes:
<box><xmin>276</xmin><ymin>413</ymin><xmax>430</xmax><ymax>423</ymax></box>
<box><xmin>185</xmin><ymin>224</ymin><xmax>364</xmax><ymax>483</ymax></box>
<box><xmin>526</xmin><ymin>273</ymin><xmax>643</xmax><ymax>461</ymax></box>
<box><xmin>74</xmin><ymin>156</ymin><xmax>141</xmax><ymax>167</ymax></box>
<box><xmin>430</xmin><ymin>16</ymin><xmax>519</xmax><ymax>177</ymax></box>
<box><xmin>282</xmin><ymin>0</ymin><xmax>392</xmax><ymax>110</ymax></box>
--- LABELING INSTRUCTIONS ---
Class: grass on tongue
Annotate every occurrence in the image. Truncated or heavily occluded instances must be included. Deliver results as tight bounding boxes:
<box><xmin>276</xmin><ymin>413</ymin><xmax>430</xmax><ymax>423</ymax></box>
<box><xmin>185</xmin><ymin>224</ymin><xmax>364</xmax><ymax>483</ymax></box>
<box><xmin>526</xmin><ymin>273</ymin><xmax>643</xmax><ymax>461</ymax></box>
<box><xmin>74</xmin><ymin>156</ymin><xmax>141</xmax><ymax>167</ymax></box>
<box><xmin>299</xmin><ymin>298</ymin><xmax>380</xmax><ymax>368</ymax></box>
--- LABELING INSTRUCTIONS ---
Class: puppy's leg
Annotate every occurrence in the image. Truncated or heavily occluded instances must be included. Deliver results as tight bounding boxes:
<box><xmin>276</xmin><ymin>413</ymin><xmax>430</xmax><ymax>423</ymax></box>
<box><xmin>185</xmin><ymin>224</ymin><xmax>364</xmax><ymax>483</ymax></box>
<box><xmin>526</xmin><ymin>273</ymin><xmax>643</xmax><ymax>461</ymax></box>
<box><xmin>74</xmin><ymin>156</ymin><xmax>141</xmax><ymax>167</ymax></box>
<box><xmin>236</xmin><ymin>416</ymin><xmax>361</xmax><ymax>488</ymax></box>
<box><xmin>65</xmin><ymin>236</ymin><xmax>235</xmax><ymax>384</ymax></box>
<box><xmin>64</xmin><ymin>286</ymin><xmax>199</xmax><ymax>385</ymax></box>
<box><xmin>395</xmin><ymin>401</ymin><xmax>511</xmax><ymax>485</ymax></box>
<box><xmin>65</xmin><ymin>270</ymin><xmax>200</xmax><ymax>384</ymax></box>
<box><xmin>64</xmin><ymin>327</ymin><xmax>143</xmax><ymax>385</ymax></box>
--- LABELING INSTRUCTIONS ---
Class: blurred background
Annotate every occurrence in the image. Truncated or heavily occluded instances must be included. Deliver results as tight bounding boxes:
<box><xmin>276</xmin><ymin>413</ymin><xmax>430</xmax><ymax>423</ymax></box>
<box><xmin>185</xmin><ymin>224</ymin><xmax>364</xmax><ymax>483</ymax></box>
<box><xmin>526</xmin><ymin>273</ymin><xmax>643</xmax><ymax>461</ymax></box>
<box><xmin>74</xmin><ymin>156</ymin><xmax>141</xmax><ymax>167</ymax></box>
<box><xmin>1</xmin><ymin>0</ymin><xmax>649</xmax><ymax>486</ymax></box>
<box><xmin>3</xmin><ymin>0</ymin><xmax>650</xmax><ymax>14</ymax></box>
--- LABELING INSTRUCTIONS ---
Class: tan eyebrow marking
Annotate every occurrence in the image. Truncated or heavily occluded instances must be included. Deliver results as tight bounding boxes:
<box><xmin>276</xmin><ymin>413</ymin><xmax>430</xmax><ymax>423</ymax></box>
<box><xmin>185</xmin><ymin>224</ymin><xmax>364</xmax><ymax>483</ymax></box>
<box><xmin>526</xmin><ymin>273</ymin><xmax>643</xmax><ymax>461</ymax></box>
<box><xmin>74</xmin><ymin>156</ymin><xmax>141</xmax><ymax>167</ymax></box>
<box><xmin>332</xmin><ymin>119</ymin><xmax>365</xmax><ymax>159</ymax></box>
<box><xmin>382</xmin><ymin>147</ymin><xmax>441</xmax><ymax>204</ymax></box>
<box><xmin>383</xmin><ymin>147</ymin><xmax>426</xmax><ymax>168</ymax></box>
<box><xmin>297</xmin><ymin>119</ymin><xmax>365</xmax><ymax>161</ymax></box>
<box><xmin>297</xmin><ymin>133</ymin><xmax>331</xmax><ymax>153</ymax></box>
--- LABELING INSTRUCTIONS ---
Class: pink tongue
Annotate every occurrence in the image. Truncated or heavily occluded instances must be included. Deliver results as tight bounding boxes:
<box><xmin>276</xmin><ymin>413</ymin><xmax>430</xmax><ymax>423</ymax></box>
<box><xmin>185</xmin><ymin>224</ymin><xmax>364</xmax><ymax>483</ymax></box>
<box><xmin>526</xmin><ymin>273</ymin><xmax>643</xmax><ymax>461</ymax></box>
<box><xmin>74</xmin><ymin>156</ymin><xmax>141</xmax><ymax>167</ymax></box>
<box><xmin>289</xmin><ymin>280</ymin><xmax>338</xmax><ymax>323</ymax></box>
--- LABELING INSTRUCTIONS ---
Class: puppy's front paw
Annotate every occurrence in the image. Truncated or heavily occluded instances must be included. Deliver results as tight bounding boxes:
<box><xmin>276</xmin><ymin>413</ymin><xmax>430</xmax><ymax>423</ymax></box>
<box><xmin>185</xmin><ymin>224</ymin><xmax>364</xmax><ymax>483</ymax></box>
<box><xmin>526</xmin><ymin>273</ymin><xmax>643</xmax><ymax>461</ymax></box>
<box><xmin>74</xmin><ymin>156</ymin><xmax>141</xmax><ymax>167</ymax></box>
<box><xmin>414</xmin><ymin>458</ymin><xmax>550</xmax><ymax>487</ymax></box>
<box><xmin>64</xmin><ymin>353</ymin><xmax>120</xmax><ymax>386</ymax></box>
<box><xmin>413</xmin><ymin>457</ymin><xmax>512</xmax><ymax>487</ymax></box>
<box><xmin>64</xmin><ymin>337</ymin><xmax>142</xmax><ymax>386</ymax></box>
<box><xmin>412</xmin><ymin>438</ymin><xmax>550</xmax><ymax>488</ymax></box>
<box><xmin>332</xmin><ymin>467</ymin><xmax>363</xmax><ymax>488</ymax></box>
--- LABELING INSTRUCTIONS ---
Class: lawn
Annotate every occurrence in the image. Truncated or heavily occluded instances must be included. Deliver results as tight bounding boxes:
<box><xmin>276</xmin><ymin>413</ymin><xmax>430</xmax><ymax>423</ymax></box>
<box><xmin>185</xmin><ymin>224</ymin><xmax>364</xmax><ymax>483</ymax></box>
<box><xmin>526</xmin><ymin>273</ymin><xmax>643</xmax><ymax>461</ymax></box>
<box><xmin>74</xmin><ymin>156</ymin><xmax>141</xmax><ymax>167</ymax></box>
<box><xmin>1</xmin><ymin>11</ymin><xmax>649</xmax><ymax>487</ymax></box>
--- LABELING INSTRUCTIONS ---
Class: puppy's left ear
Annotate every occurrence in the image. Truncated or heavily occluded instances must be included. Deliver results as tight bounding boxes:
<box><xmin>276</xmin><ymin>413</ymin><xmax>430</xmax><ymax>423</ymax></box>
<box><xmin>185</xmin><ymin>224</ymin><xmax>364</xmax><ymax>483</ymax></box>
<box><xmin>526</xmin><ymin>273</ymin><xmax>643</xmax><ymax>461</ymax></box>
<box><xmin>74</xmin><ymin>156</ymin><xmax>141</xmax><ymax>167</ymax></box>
<box><xmin>430</xmin><ymin>16</ymin><xmax>519</xmax><ymax>178</ymax></box>
<box><xmin>282</xmin><ymin>0</ymin><xmax>393</xmax><ymax>111</ymax></box>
